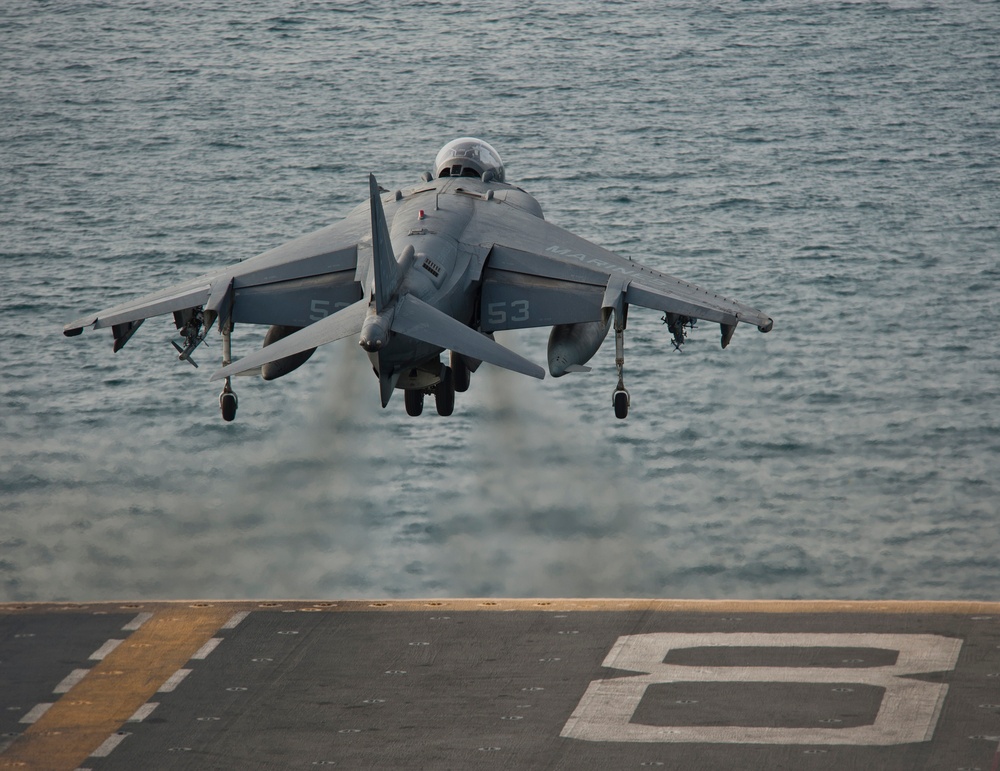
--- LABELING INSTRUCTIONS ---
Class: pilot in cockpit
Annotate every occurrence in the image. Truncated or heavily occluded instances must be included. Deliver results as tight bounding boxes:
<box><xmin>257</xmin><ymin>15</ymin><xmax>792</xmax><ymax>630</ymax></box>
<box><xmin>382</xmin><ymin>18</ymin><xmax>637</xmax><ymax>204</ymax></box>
<box><xmin>434</xmin><ymin>137</ymin><xmax>506</xmax><ymax>182</ymax></box>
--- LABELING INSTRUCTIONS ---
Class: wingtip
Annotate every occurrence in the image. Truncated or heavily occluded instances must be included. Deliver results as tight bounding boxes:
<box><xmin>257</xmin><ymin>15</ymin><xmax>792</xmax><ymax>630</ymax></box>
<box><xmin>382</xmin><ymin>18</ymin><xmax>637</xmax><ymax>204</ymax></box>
<box><xmin>64</xmin><ymin>314</ymin><xmax>97</xmax><ymax>336</ymax></box>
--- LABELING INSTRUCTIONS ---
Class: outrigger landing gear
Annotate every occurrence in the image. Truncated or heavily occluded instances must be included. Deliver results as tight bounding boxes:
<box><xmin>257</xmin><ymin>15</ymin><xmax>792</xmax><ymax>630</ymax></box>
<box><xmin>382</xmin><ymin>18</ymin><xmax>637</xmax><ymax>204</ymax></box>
<box><xmin>612</xmin><ymin>308</ymin><xmax>630</xmax><ymax>420</ymax></box>
<box><xmin>219</xmin><ymin>322</ymin><xmax>238</xmax><ymax>422</ymax></box>
<box><xmin>220</xmin><ymin>379</ymin><xmax>238</xmax><ymax>422</ymax></box>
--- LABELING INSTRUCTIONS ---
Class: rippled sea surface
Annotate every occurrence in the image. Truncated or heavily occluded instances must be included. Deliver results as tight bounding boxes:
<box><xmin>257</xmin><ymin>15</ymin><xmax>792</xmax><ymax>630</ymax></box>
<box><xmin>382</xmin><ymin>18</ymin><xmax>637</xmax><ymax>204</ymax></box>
<box><xmin>2</xmin><ymin>1</ymin><xmax>998</xmax><ymax>602</ymax></box>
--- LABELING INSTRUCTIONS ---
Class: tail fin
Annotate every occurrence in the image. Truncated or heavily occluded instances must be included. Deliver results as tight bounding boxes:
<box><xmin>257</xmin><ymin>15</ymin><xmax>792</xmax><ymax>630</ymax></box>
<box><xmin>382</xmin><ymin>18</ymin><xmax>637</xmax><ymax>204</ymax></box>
<box><xmin>369</xmin><ymin>173</ymin><xmax>400</xmax><ymax>313</ymax></box>
<box><xmin>376</xmin><ymin>355</ymin><xmax>401</xmax><ymax>408</ymax></box>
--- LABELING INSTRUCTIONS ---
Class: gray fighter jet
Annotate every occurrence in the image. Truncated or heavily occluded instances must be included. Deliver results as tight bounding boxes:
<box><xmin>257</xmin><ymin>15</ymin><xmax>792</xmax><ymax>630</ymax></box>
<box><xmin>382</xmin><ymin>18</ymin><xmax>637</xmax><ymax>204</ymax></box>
<box><xmin>64</xmin><ymin>138</ymin><xmax>773</xmax><ymax>421</ymax></box>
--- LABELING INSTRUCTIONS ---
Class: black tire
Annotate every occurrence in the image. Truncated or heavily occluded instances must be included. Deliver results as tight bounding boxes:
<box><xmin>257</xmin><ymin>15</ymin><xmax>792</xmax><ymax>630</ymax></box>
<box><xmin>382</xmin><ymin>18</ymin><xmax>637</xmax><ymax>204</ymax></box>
<box><xmin>451</xmin><ymin>352</ymin><xmax>471</xmax><ymax>393</ymax></box>
<box><xmin>405</xmin><ymin>389</ymin><xmax>424</xmax><ymax>417</ymax></box>
<box><xmin>435</xmin><ymin>367</ymin><xmax>456</xmax><ymax>416</ymax></box>
<box><xmin>220</xmin><ymin>392</ymin><xmax>238</xmax><ymax>422</ymax></box>
<box><xmin>613</xmin><ymin>390</ymin><xmax>629</xmax><ymax>420</ymax></box>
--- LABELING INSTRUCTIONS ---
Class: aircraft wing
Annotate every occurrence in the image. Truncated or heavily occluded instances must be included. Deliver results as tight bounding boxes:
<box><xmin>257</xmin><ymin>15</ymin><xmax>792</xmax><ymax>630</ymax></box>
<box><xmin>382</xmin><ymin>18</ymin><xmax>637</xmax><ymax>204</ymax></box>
<box><xmin>474</xmin><ymin>203</ymin><xmax>772</xmax><ymax>346</ymax></box>
<box><xmin>64</xmin><ymin>201</ymin><xmax>377</xmax><ymax>350</ymax></box>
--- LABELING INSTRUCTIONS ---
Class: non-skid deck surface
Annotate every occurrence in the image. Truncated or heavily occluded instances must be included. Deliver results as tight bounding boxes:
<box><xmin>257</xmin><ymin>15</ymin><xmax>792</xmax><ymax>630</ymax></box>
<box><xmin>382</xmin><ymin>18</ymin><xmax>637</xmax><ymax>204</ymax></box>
<box><xmin>1</xmin><ymin>600</ymin><xmax>998</xmax><ymax>770</ymax></box>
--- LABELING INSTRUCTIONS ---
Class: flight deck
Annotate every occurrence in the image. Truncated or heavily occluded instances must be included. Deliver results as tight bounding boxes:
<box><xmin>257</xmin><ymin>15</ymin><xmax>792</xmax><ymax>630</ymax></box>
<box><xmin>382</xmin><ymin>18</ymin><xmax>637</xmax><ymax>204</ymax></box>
<box><xmin>2</xmin><ymin>599</ymin><xmax>999</xmax><ymax>770</ymax></box>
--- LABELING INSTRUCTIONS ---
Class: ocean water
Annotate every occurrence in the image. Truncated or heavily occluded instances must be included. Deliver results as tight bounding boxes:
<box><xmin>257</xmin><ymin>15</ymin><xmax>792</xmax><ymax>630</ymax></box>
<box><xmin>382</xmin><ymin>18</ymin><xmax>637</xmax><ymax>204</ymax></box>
<box><xmin>1</xmin><ymin>0</ymin><xmax>998</xmax><ymax>602</ymax></box>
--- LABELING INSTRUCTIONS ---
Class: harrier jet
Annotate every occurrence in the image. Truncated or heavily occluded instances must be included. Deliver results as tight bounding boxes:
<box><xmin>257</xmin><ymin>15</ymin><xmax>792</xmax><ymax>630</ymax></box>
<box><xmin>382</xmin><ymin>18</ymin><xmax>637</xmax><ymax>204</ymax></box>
<box><xmin>64</xmin><ymin>138</ymin><xmax>773</xmax><ymax>421</ymax></box>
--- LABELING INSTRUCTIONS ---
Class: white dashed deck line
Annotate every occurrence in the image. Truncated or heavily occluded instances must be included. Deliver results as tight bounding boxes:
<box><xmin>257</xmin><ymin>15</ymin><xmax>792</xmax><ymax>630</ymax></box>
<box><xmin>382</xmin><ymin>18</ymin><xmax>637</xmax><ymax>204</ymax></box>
<box><xmin>54</xmin><ymin>668</ymin><xmax>90</xmax><ymax>693</ymax></box>
<box><xmin>90</xmin><ymin>731</ymin><xmax>130</xmax><ymax>757</ymax></box>
<box><xmin>158</xmin><ymin>668</ymin><xmax>192</xmax><ymax>693</ymax></box>
<box><xmin>222</xmin><ymin>611</ymin><xmax>250</xmax><ymax>629</ymax></box>
<box><xmin>191</xmin><ymin>637</ymin><xmax>223</xmax><ymax>660</ymax></box>
<box><xmin>89</xmin><ymin>639</ymin><xmax>124</xmax><ymax>661</ymax></box>
<box><xmin>122</xmin><ymin>612</ymin><xmax>154</xmax><ymax>631</ymax></box>
<box><xmin>20</xmin><ymin>703</ymin><xmax>54</xmax><ymax>724</ymax></box>
<box><xmin>127</xmin><ymin>703</ymin><xmax>159</xmax><ymax>722</ymax></box>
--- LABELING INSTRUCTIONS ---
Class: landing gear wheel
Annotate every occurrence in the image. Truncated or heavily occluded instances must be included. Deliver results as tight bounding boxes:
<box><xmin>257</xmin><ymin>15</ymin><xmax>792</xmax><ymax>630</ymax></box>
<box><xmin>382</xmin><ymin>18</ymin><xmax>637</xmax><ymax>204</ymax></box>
<box><xmin>450</xmin><ymin>352</ymin><xmax>470</xmax><ymax>393</ymax></box>
<box><xmin>435</xmin><ymin>367</ymin><xmax>455</xmax><ymax>417</ymax></box>
<box><xmin>613</xmin><ymin>389</ymin><xmax>630</xmax><ymax>420</ymax></box>
<box><xmin>405</xmin><ymin>388</ymin><xmax>424</xmax><ymax>417</ymax></box>
<box><xmin>220</xmin><ymin>382</ymin><xmax>238</xmax><ymax>423</ymax></box>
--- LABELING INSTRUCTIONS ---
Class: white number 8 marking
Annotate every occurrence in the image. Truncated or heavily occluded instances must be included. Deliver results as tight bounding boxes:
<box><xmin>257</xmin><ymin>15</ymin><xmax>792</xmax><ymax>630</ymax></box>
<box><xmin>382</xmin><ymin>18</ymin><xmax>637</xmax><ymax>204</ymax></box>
<box><xmin>561</xmin><ymin>633</ymin><xmax>961</xmax><ymax>745</ymax></box>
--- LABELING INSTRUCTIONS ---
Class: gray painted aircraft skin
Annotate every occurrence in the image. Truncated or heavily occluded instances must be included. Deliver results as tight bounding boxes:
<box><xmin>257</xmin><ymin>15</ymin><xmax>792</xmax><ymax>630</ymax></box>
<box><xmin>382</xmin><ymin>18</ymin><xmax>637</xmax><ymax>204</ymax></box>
<box><xmin>64</xmin><ymin>138</ymin><xmax>773</xmax><ymax>421</ymax></box>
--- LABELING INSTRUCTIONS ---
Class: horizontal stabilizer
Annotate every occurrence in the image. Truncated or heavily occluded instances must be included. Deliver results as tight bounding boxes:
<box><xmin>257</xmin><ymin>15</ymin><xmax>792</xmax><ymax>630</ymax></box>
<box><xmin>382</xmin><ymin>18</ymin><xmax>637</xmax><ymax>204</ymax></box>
<box><xmin>210</xmin><ymin>299</ymin><xmax>368</xmax><ymax>381</ymax></box>
<box><xmin>392</xmin><ymin>295</ymin><xmax>544</xmax><ymax>380</ymax></box>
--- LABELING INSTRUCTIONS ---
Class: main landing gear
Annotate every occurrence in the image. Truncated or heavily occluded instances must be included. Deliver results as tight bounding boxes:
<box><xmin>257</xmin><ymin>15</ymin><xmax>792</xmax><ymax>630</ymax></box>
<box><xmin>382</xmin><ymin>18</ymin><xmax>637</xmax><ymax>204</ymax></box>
<box><xmin>435</xmin><ymin>366</ymin><xmax>455</xmax><ymax>417</ymax></box>
<box><xmin>404</xmin><ymin>388</ymin><xmax>424</xmax><ymax>417</ymax></box>
<box><xmin>404</xmin><ymin>363</ymin><xmax>457</xmax><ymax>418</ymax></box>
<box><xmin>451</xmin><ymin>351</ymin><xmax>470</xmax><ymax>393</ymax></box>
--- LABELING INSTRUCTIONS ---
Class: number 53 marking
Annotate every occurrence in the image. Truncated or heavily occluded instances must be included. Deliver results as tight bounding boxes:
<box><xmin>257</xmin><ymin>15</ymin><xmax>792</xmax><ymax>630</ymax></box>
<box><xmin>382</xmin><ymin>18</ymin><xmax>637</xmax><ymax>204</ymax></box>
<box><xmin>310</xmin><ymin>299</ymin><xmax>349</xmax><ymax>322</ymax></box>
<box><xmin>487</xmin><ymin>300</ymin><xmax>530</xmax><ymax>326</ymax></box>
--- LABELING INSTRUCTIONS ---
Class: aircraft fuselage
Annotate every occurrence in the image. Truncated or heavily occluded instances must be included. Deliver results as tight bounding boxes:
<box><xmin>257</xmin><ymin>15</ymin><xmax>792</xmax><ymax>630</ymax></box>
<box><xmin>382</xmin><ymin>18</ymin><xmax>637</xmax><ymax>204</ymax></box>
<box><xmin>364</xmin><ymin>177</ymin><xmax>519</xmax><ymax>390</ymax></box>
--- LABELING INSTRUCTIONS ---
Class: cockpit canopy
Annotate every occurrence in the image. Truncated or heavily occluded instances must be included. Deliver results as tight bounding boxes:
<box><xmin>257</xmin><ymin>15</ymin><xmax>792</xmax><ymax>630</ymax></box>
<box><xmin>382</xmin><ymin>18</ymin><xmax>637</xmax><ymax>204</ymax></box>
<box><xmin>434</xmin><ymin>138</ymin><xmax>505</xmax><ymax>182</ymax></box>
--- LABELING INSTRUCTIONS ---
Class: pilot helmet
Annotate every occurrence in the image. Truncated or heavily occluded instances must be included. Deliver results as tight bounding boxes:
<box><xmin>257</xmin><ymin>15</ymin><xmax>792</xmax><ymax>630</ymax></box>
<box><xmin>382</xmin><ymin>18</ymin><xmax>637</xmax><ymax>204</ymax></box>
<box><xmin>434</xmin><ymin>138</ymin><xmax>505</xmax><ymax>182</ymax></box>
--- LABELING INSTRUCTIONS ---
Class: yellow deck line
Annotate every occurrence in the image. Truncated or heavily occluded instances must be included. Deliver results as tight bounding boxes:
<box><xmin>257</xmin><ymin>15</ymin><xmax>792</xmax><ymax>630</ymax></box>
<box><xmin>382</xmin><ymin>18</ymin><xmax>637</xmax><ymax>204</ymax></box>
<box><xmin>0</xmin><ymin>606</ymin><xmax>233</xmax><ymax>771</ymax></box>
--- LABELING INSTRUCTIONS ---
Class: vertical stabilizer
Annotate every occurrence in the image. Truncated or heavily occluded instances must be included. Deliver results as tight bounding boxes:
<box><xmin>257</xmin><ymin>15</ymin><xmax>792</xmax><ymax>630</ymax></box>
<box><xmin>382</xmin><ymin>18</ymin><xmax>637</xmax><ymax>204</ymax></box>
<box><xmin>376</xmin><ymin>354</ymin><xmax>400</xmax><ymax>407</ymax></box>
<box><xmin>369</xmin><ymin>174</ymin><xmax>400</xmax><ymax>313</ymax></box>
